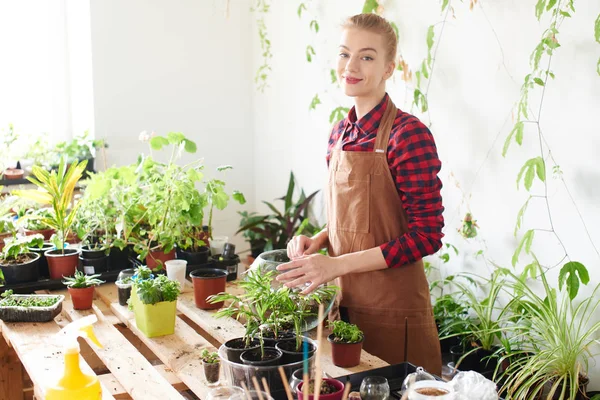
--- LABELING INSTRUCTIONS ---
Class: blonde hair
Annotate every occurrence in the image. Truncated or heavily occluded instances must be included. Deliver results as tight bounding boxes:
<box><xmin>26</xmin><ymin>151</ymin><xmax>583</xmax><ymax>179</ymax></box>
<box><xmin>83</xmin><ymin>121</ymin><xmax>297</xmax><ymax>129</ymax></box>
<box><xmin>342</xmin><ymin>14</ymin><xmax>397</xmax><ymax>63</ymax></box>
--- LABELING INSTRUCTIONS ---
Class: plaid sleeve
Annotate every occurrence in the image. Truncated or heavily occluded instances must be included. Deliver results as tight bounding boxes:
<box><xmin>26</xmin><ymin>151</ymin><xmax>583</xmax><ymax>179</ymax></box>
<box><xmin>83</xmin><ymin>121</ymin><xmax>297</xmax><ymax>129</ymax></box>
<box><xmin>379</xmin><ymin>115</ymin><xmax>445</xmax><ymax>268</ymax></box>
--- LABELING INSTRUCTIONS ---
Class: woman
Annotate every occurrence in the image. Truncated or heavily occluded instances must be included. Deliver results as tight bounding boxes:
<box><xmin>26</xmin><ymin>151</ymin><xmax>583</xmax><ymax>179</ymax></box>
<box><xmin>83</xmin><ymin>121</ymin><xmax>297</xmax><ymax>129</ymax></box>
<box><xmin>276</xmin><ymin>13</ymin><xmax>444</xmax><ymax>375</ymax></box>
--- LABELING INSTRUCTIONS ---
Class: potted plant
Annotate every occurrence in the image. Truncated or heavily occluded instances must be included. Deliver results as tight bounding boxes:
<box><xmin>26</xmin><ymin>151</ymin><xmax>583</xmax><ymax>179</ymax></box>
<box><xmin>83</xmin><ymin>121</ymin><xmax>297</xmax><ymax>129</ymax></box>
<box><xmin>201</xmin><ymin>349</ymin><xmax>220</xmax><ymax>384</ymax></box>
<box><xmin>62</xmin><ymin>271</ymin><xmax>105</xmax><ymax>310</ymax></box>
<box><xmin>0</xmin><ymin>195</ymin><xmax>18</xmax><ymax>251</ymax></box>
<box><xmin>236</xmin><ymin>171</ymin><xmax>319</xmax><ymax>252</ymax></box>
<box><xmin>51</xmin><ymin>130</ymin><xmax>106</xmax><ymax>176</ymax></box>
<box><xmin>0</xmin><ymin>289</ymin><xmax>65</xmax><ymax>322</ymax></box>
<box><xmin>327</xmin><ymin>320</ymin><xmax>364</xmax><ymax>368</ymax></box>
<box><xmin>130</xmin><ymin>265</ymin><xmax>181</xmax><ymax>338</ymax></box>
<box><xmin>20</xmin><ymin>207</ymin><xmax>56</xmax><ymax>240</ymax></box>
<box><xmin>14</xmin><ymin>157</ymin><xmax>87</xmax><ymax>280</ymax></box>
<box><xmin>498</xmin><ymin>262</ymin><xmax>600</xmax><ymax>400</ymax></box>
<box><xmin>0</xmin><ymin>234</ymin><xmax>44</xmax><ymax>284</ymax></box>
<box><xmin>297</xmin><ymin>378</ymin><xmax>345</xmax><ymax>400</ymax></box>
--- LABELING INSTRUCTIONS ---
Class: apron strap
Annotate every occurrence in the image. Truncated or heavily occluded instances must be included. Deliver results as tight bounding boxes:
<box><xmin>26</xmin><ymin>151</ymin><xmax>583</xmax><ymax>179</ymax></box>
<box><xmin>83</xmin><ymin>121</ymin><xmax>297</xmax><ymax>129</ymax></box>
<box><xmin>374</xmin><ymin>97</ymin><xmax>398</xmax><ymax>153</ymax></box>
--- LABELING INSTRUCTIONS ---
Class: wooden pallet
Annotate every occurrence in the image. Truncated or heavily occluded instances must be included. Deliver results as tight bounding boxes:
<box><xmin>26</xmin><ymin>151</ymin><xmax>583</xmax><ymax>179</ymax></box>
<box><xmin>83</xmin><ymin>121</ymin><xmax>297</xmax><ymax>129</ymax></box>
<box><xmin>0</xmin><ymin>279</ymin><xmax>387</xmax><ymax>399</ymax></box>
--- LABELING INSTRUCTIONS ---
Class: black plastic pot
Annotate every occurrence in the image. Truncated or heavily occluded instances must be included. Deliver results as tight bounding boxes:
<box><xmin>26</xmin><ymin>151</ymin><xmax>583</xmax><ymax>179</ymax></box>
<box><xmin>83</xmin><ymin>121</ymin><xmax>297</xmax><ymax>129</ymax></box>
<box><xmin>29</xmin><ymin>242</ymin><xmax>54</xmax><ymax>279</ymax></box>
<box><xmin>450</xmin><ymin>345</ymin><xmax>500</xmax><ymax>379</ymax></box>
<box><xmin>276</xmin><ymin>338</ymin><xmax>316</xmax><ymax>364</ymax></box>
<box><xmin>79</xmin><ymin>247</ymin><xmax>109</xmax><ymax>274</ymax></box>
<box><xmin>210</xmin><ymin>254</ymin><xmax>240</xmax><ymax>282</ymax></box>
<box><xmin>0</xmin><ymin>253</ymin><xmax>40</xmax><ymax>284</ymax></box>
<box><xmin>81</xmin><ymin>246</ymin><xmax>107</xmax><ymax>259</ymax></box>
<box><xmin>108</xmin><ymin>245</ymin><xmax>132</xmax><ymax>271</ymax></box>
<box><xmin>250</xmin><ymin>239</ymin><xmax>266</xmax><ymax>258</ymax></box>
<box><xmin>240</xmin><ymin>347</ymin><xmax>283</xmax><ymax>367</ymax></box>
<box><xmin>224</xmin><ymin>337</ymin><xmax>261</xmax><ymax>364</ymax></box>
<box><xmin>177</xmin><ymin>246</ymin><xmax>210</xmax><ymax>266</ymax></box>
<box><xmin>260</xmin><ymin>331</ymin><xmax>296</xmax><ymax>348</ymax></box>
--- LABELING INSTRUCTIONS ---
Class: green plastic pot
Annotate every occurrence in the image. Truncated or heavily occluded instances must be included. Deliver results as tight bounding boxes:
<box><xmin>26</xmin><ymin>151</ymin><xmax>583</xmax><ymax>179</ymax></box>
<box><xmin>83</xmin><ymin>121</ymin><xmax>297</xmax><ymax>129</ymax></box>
<box><xmin>131</xmin><ymin>286</ymin><xmax>177</xmax><ymax>338</ymax></box>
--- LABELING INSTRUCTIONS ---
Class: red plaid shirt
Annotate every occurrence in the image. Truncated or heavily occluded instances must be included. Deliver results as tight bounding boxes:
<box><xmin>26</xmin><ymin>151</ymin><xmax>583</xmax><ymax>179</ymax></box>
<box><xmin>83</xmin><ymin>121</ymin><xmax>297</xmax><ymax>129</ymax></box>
<box><xmin>326</xmin><ymin>93</ymin><xmax>444</xmax><ymax>268</ymax></box>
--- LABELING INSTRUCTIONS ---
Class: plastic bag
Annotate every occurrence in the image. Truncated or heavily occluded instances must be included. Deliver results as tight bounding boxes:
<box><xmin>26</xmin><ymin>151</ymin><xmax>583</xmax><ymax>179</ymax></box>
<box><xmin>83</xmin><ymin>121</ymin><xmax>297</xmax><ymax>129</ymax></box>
<box><xmin>449</xmin><ymin>371</ymin><xmax>498</xmax><ymax>400</ymax></box>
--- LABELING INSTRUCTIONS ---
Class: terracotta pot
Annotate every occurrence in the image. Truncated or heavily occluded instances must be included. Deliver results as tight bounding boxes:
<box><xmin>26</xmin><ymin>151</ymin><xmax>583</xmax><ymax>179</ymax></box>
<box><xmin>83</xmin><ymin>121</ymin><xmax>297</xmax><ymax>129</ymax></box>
<box><xmin>68</xmin><ymin>286</ymin><xmax>95</xmax><ymax>310</ymax></box>
<box><xmin>45</xmin><ymin>249</ymin><xmax>80</xmax><ymax>280</ymax></box>
<box><xmin>4</xmin><ymin>168</ymin><xmax>24</xmax><ymax>180</ymax></box>
<box><xmin>189</xmin><ymin>268</ymin><xmax>227</xmax><ymax>309</ymax></box>
<box><xmin>297</xmin><ymin>378</ymin><xmax>345</xmax><ymax>400</ymax></box>
<box><xmin>145</xmin><ymin>248</ymin><xmax>176</xmax><ymax>271</ymax></box>
<box><xmin>328</xmin><ymin>333</ymin><xmax>363</xmax><ymax>368</ymax></box>
<box><xmin>24</xmin><ymin>228</ymin><xmax>56</xmax><ymax>241</ymax></box>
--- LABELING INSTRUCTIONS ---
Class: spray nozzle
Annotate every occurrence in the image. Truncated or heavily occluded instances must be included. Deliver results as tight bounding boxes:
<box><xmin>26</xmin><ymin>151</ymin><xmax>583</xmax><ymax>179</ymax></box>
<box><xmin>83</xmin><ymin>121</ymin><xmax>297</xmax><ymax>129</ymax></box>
<box><xmin>57</xmin><ymin>314</ymin><xmax>103</xmax><ymax>353</ymax></box>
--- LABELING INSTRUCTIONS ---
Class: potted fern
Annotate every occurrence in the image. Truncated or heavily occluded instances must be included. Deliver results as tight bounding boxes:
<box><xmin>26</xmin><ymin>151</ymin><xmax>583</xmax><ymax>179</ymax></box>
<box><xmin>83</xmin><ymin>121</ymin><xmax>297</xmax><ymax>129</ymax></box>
<box><xmin>62</xmin><ymin>271</ymin><xmax>105</xmax><ymax>310</ymax></box>
<box><xmin>0</xmin><ymin>234</ymin><xmax>44</xmax><ymax>284</ymax></box>
<box><xmin>130</xmin><ymin>265</ymin><xmax>181</xmax><ymax>338</ymax></box>
<box><xmin>201</xmin><ymin>349</ymin><xmax>220</xmax><ymax>384</ymax></box>
<box><xmin>14</xmin><ymin>157</ymin><xmax>87</xmax><ymax>279</ymax></box>
<box><xmin>327</xmin><ymin>320</ymin><xmax>364</xmax><ymax>368</ymax></box>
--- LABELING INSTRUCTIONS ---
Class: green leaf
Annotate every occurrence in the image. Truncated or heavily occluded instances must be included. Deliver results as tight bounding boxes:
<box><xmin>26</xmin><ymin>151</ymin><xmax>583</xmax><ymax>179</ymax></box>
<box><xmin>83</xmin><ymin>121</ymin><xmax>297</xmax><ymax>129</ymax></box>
<box><xmin>232</xmin><ymin>190</ymin><xmax>246</xmax><ymax>205</ymax></box>
<box><xmin>166</xmin><ymin>132</ymin><xmax>185</xmax><ymax>144</ymax></box>
<box><xmin>426</xmin><ymin>25</ymin><xmax>435</xmax><ymax>52</ymax></box>
<box><xmin>441</xmin><ymin>0</ymin><xmax>449</xmax><ymax>12</ymax></box>
<box><xmin>514</xmin><ymin>197</ymin><xmax>530</xmax><ymax>237</ymax></box>
<box><xmin>534</xmin><ymin>157</ymin><xmax>546</xmax><ymax>182</ymax></box>
<box><xmin>217</xmin><ymin>165</ymin><xmax>233</xmax><ymax>172</ymax></box>
<box><xmin>522</xmin><ymin>261</ymin><xmax>539</xmax><ymax>279</ymax></box>
<box><xmin>421</xmin><ymin>62</ymin><xmax>429</xmax><ymax>79</ymax></box>
<box><xmin>362</xmin><ymin>0</ymin><xmax>378</xmax><ymax>14</ymax></box>
<box><xmin>535</xmin><ymin>0</ymin><xmax>546</xmax><ymax>20</ymax></box>
<box><xmin>212</xmin><ymin>191</ymin><xmax>229</xmax><ymax>210</ymax></box>
<box><xmin>183</xmin><ymin>139</ymin><xmax>197</xmax><ymax>153</ymax></box>
<box><xmin>559</xmin><ymin>261</ymin><xmax>590</xmax><ymax>300</ymax></box>
<box><xmin>545</xmin><ymin>0</ymin><xmax>557</xmax><ymax>10</ymax></box>
<box><xmin>149</xmin><ymin>136</ymin><xmax>169</xmax><ymax>150</ymax></box>
<box><xmin>595</xmin><ymin>14</ymin><xmax>600</xmax><ymax>43</ymax></box>
<box><xmin>597</xmin><ymin>57</ymin><xmax>600</xmax><ymax>76</ymax></box>
<box><xmin>559</xmin><ymin>11</ymin><xmax>571</xmax><ymax>17</ymax></box>
<box><xmin>512</xmin><ymin>229</ymin><xmax>535</xmax><ymax>267</ymax></box>
<box><xmin>330</xmin><ymin>69</ymin><xmax>337</xmax><ymax>84</ymax></box>
<box><xmin>306</xmin><ymin>45</ymin><xmax>315</xmax><ymax>62</ymax></box>
<box><xmin>514</xmin><ymin>121</ymin><xmax>524</xmax><ymax>146</ymax></box>
<box><xmin>517</xmin><ymin>157</ymin><xmax>544</xmax><ymax>191</ymax></box>
<box><xmin>309</xmin><ymin>94</ymin><xmax>321</xmax><ymax>111</ymax></box>
<box><xmin>390</xmin><ymin>22</ymin><xmax>399</xmax><ymax>39</ymax></box>
<box><xmin>531</xmin><ymin>43</ymin><xmax>544</xmax><ymax>70</ymax></box>
<box><xmin>533</xmin><ymin>77</ymin><xmax>545</xmax><ymax>86</ymax></box>
<box><xmin>297</xmin><ymin>3</ymin><xmax>306</xmax><ymax>18</ymax></box>
<box><xmin>440</xmin><ymin>253</ymin><xmax>449</xmax><ymax>263</ymax></box>
<box><xmin>187</xmin><ymin>168</ymin><xmax>204</xmax><ymax>182</ymax></box>
<box><xmin>310</xmin><ymin>20</ymin><xmax>319</xmax><ymax>33</ymax></box>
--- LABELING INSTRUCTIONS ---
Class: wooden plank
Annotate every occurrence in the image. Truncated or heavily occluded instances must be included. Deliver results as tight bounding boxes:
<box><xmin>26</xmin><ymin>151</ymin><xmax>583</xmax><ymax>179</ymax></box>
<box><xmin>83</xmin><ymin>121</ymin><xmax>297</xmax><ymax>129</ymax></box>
<box><xmin>110</xmin><ymin>301</ymin><xmax>216</xmax><ymax>400</ymax></box>
<box><xmin>97</xmin><ymin>364</ymin><xmax>188</xmax><ymax>400</ymax></box>
<box><xmin>58</xmin><ymin>292</ymin><xmax>185</xmax><ymax>400</ymax></box>
<box><xmin>0</xmin><ymin>319</ymin><xmax>115</xmax><ymax>400</ymax></box>
<box><xmin>0</xmin><ymin>333</ymin><xmax>23</xmax><ymax>400</ymax></box>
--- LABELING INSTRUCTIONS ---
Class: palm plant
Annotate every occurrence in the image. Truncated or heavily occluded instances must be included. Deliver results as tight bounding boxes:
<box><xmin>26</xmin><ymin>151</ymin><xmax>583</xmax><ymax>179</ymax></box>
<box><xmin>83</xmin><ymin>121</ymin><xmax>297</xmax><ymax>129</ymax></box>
<box><xmin>499</xmin><ymin>261</ymin><xmax>600</xmax><ymax>400</ymax></box>
<box><xmin>14</xmin><ymin>158</ymin><xmax>87</xmax><ymax>253</ymax></box>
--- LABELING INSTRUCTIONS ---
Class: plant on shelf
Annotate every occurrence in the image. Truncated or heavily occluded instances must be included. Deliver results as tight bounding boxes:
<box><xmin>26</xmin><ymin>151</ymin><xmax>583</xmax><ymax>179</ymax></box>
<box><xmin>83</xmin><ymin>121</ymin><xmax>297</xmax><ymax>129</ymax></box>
<box><xmin>201</xmin><ymin>348</ymin><xmax>220</xmax><ymax>384</ymax></box>
<box><xmin>327</xmin><ymin>320</ymin><xmax>364</xmax><ymax>368</ymax></box>
<box><xmin>498</xmin><ymin>261</ymin><xmax>600</xmax><ymax>400</ymax></box>
<box><xmin>129</xmin><ymin>265</ymin><xmax>181</xmax><ymax>338</ymax></box>
<box><xmin>0</xmin><ymin>289</ymin><xmax>61</xmax><ymax>308</ymax></box>
<box><xmin>0</xmin><ymin>234</ymin><xmax>45</xmax><ymax>285</ymax></box>
<box><xmin>62</xmin><ymin>270</ymin><xmax>105</xmax><ymax>310</ymax></box>
<box><xmin>51</xmin><ymin>130</ymin><xmax>106</xmax><ymax>167</ymax></box>
<box><xmin>14</xmin><ymin>157</ymin><xmax>87</xmax><ymax>279</ymax></box>
<box><xmin>328</xmin><ymin>320</ymin><xmax>364</xmax><ymax>344</ymax></box>
<box><xmin>236</xmin><ymin>171</ymin><xmax>319</xmax><ymax>252</ymax></box>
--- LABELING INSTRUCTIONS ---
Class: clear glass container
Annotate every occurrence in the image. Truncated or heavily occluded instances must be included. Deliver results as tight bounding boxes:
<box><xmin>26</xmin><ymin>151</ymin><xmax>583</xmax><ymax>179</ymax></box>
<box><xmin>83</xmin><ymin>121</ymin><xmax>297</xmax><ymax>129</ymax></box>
<box><xmin>401</xmin><ymin>367</ymin><xmax>436</xmax><ymax>395</ymax></box>
<box><xmin>360</xmin><ymin>376</ymin><xmax>390</xmax><ymax>400</ymax></box>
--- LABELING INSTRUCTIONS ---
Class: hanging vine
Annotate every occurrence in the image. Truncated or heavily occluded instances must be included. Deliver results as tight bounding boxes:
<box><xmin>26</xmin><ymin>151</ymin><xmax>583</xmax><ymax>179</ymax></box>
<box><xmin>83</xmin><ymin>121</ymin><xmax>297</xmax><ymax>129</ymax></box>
<box><xmin>252</xmin><ymin>0</ymin><xmax>272</xmax><ymax>93</ymax></box>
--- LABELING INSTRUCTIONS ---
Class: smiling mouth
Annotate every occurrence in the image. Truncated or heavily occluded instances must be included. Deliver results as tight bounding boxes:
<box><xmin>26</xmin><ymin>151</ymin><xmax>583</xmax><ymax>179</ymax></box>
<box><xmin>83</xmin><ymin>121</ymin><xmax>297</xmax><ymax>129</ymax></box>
<box><xmin>344</xmin><ymin>77</ymin><xmax>362</xmax><ymax>84</ymax></box>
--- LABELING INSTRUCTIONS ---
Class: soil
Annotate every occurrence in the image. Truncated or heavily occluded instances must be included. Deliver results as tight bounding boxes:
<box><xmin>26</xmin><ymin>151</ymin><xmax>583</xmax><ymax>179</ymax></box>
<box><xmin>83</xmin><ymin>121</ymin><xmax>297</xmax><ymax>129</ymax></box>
<box><xmin>243</xmin><ymin>349</ymin><xmax>278</xmax><ymax>362</ymax></box>
<box><xmin>305</xmin><ymin>380</ymin><xmax>339</xmax><ymax>395</ymax></box>
<box><xmin>415</xmin><ymin>388</ymin><xmax>449</xmax><ymax>396</ymax></box>
<box><xmin>227</xmin><ymin>338</ymin><xmax>258</xmax><ymax>349</ymax></box>
<box><xmin>0</xmin><ymin>254</ymin><xmax>36</xmax><ymax>265</ymax></box>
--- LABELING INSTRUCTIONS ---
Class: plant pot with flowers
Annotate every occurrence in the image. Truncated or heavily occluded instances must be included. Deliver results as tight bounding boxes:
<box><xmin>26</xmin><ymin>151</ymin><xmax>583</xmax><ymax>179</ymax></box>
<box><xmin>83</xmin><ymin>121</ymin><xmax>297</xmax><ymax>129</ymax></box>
<box><xmin>201</xmin><ymin>349</ymin><xmax>221</xmax><ymax>385</ymax></box>
<box><xmin>129</xmin><ymin>265</ymin><xmax>181</xmax><ymax>338</ymax></box>
<box><xmin>62</xmin><ymin>270</ymin><xmax>105</xmax><ymax>310</ymax></box>
<box><xmin>327</xmin><ymin>320</ymin><xmax>364</xmax><ymax>368</ymax></box>
<box><xmin>14</xmin><ymin>157</ymin><xmax>87</xmax><ymax>280</ymax></box>
<box><xmin>0</xmin><ymin>234</ymin><xmax>44</xmax><ymax>284</ymax></box>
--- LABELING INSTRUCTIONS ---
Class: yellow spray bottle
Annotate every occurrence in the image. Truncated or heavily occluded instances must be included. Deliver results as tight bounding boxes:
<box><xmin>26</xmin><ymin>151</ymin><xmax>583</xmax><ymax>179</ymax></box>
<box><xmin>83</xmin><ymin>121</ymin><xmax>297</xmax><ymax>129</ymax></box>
<box><xmin>46</xmin><ymin>314</ymin><xmax>103</xmax><ymax>400</ymax></box>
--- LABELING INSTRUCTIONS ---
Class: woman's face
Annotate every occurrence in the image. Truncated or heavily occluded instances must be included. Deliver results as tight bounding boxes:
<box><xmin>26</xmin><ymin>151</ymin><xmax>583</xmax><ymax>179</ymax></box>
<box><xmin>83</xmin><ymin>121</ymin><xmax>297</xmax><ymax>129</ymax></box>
<box><xmin>337</xmin><ymin>28</ymin><xmax>394</xmax><ymax>99</ymax></box>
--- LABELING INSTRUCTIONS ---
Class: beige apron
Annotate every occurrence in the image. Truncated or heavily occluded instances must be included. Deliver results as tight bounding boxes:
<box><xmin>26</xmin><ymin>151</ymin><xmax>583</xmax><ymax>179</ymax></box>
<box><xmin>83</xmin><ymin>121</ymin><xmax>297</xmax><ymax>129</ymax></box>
<box><xmin>326</xmin><ymin>97</ymin><xmax>441</xmax><ymax>375</ymax></box>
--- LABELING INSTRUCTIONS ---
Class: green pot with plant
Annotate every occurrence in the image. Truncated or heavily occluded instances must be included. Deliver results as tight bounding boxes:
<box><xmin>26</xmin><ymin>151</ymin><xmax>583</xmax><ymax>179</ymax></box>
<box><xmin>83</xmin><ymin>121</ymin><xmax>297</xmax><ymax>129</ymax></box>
<box><xmin>0</xmin><ymin>234</ymin><xmax>44</xmax><ymax>284</ymax></box>
<box><xmin>130</xmin><ymin>266</ymin><xmax>181</xmax><ymax>338</ymax></box>
<box><xmin>62</xmin><ymin>271</ymin><xmax>105</xmax><ymax>310</ymax></box>
<box><xmin>14</xmin><ymin>157</ymin><xmax>87</xmax><ymax>280</ymax></box>
<box><xmin>201</xmin><ymin>349</ymin><xmax>220</xmax><ymax>384</ymax></box>
<box><xmin>327</xmin><ymin>320</ymin><xmax>364</xmax><ymax>368</ymax></box>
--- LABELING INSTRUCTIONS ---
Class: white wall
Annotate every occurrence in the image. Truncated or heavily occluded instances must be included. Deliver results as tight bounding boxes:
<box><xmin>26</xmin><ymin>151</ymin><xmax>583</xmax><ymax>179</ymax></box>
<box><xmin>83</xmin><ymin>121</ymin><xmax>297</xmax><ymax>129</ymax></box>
<box><xmin>89</xmin><ymin>0</ymin><xmax>255</xmax><ymax>250</ymax></box>
<box><xmin>251</xmin><ymin>0</ymin><xmax>600</xmax><ymax>387</ymax></box>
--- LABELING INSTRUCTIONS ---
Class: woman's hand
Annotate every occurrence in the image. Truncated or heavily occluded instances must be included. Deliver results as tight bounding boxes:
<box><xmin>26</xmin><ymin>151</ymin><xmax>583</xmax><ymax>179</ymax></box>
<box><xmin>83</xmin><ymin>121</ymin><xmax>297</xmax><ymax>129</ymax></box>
<box><xmin>287</xmin><ymin>234</ymin><xmax>322</xmax><ymax>259</ymax></box>
<box><xmin>276</xmin><ymin>254</ymin><xmax>342</xmax><ymax>295</ymax></box>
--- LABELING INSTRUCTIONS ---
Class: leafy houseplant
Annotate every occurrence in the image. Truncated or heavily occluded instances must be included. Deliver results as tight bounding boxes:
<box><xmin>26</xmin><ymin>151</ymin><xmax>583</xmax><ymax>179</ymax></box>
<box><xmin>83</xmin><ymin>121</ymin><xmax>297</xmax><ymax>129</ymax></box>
<box><xmin>62</xmin><ymin>271</ymin><xmax>105</xmax><ymax>310</ymax></box>
<box><xmin>130</xmin><ymin>266</ymin><xmax>181</xmax><ymax>337</ymax></box>
<box><xmin>236</xmin><ymin>171</ymin><xmax>319</xmax><ymax>252</ymax></box>
<box><xmin>51</xmin><ymin>130</ymin><xmax>106</xmax><ymax>172</ymax></box>
<box><xmin>0</xmin><ymin>234</ymin><xmax>44</xmax><ymax>284</ymax></box>
<box><xmin>201</xmin><ymin>349</ymin><xmax>220</xmax><ymax>384</ymax></box>
<box><xmin>14</xmin><ymin>157</ymin><xmax>87</xmax><ymax>279</ymax></box>
<box><xmin>327</xmin><ymin>320</ymin><xmax>364</xmax><ymax>368</ymax></box>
